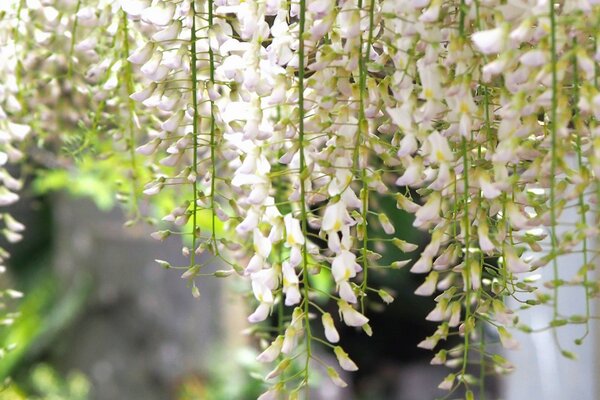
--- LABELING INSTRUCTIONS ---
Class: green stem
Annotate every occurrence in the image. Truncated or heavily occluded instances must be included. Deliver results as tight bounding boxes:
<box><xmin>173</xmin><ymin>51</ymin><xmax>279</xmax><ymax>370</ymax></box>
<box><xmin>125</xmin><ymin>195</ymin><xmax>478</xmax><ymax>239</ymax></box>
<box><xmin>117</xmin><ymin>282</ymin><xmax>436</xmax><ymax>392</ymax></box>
<box><xmin>357</xmin><ymin>0</ymin><xmax>376</xmax><ymax>314</ymax></box>
<box><xmin>208</xmin><ymin>0</ymin><xmax>218</xmax><ymax>254</ymax></box>
<box><xmin>121</xmin><ymin>11</ymin><xmax>140</xmax><ymax>219</ymax></box>
<box><xmin>461</xmin><ymin>137</ymin><xmax>472</xmax><ymax>378</ymax></box>
<box><xmin>458</xmin><ymin>0</ymin><xmax>471</xmax><ymax>382</ymax></box>
<box><xmin>479</xmin><ymin>322</ymin><xmax>485</xmax><ymax>399</ymax></box>
<box><xmin>297</xmin><ymin>0</ymin><xmax>313</xmax><ymax>395</ymax></box>
<box><xmin>190</xmin><ymin>1</ymin><xmax>200</xmax><ymax>267</ymax></box>
<box><xmin>13</xmin><ymin>0</ymin><xmax>26</xmax><ymax>109</ymax></box>
<box><xmin>68</xmin><ymin>0</ymin><xmax>82</xmax><ymax>80</ymax></box>
<box><xmin>474</xmin><ymin>1</ymin><xmax>489</xmax><ymax>393</ymax></box>
<box><xmin>571</xmin><ymin>39</ymin><xmax>590</xmax><ymax>340</ymax></box>
<box><xmin>277</xmin><ymin>245</ymin><xmax>285</xmax><ymax>398</ymax></box>
<box><xmin>549</xmin><ymin>0</ymin><xmax>560</xmax><ymax>333</ymax></box>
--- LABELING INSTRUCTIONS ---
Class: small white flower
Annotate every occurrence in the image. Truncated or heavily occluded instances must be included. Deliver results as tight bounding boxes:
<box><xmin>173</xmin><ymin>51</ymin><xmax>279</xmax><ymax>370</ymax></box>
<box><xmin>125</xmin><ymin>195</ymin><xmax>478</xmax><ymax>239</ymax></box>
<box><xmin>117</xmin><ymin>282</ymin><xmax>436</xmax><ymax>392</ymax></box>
<box><xmin>326</xmin><ymin>367</ymin><xmax>348</xmax><ymax>388</ymax></box>
<box><xmin>482</xmin><ymin>59</ymin><xmax>508</xmax><ymax>82</ymax></box>
<box><xmin>396</xmin><ymin>193</ymin><xmax>420</xmax><ymax>213</ymax></box>
<box><xmin>338</xmin><ymin>280</ymin><xmax>357</xmax><ymax>304</ymax></box>
<box><xmin>136</xmin><ymin>138</ymin><xmax>160</xmax><ymax>156</ymax></box>
<box><xmin>245</xmin><ymin>254</ymin><xmax>264</xmax><ymax>275</ymax></box>
<box><xmin>492</xmin><ymin>300</ymin><xmax>515</xmax><ymax>326</ymax></box>
<box><xmin>331</xmin><ymin>250</ymin><xmax>362</xmax><ymax>284</ymax></box>
<box><xmin>427</xmin><ymin>131</ymin><xmax>453</xmax><ymax>163</ymax></box>
<box><xmin>161</xmin><ymin>110</ymin><xmax>184</xmax><ymax>132</ymax></box>
<box><xmin>322</xmin><ymin>200</ymin><xmax>354</xmax><ymax>232</ymax></box>
<box><xmin>334</xmin><ymin>346</ymin><xmax>358</xmax><ymax>371</ymax></box>
<box><xmin>266</xmin><ymin>359</ymin><xmax>290</xmax><ymax>380</ymax></box>
<box><xmin>142</xmin><ymin>183</ymin><xmax>162</xmax><ymax>196</ymax></box>
<box><xmin>503</xmin><ymin>247</ymin><xmax>531</xmax><ymax>274</ymax></box>
<box><xmin>322</xmin><ymin>313</ymin><xmax>340</xmax><ymax>343</ymax></box>
<box><xmin>7</xmin><ymin>123</ymin><xmax>30</xmax><ymax>141</ymax></box>
<box><xmin>472</xmin><ymin>27</ymin><xmax>505</xmax><ymax>54</ymax></box>
<box><xmin>4</xmin><ymin>230</ymin><xmax>22</xmax><ymax>243</ymax></box>
<box><xmin>289</xmin><ymin>246</ymin><xmax>302</xmax><ymax>267</ymax></box>
<box><xmin>425</xmin><ymin>299</ymin><xmax>448</xmax><ymax>322</ymax></box>
<box><xmin>282</xmin><ymin>325</ymin><xmax>301</xmax><ymax>354</ymax></box>
<box><xmin>284</xmin><ymin>285</ymin><xmax>301</xmax><ymax>306</ymax></box>
<box><xmin>412</xmin><ymin>0</ymin><xmax>431</xmax><ymax>7</ymax></box>
<box><xmin>448</xmin><ymin>301</ymin><xmax>461</xmax><ymax>327</ymax></box>
<box><xmin>438</xmin><ymin>373</ymin><xmax>455</xmax><ymax>391</ymax></box>
<box><xmin>509</xmin><ymin>20</ymin><xmax>532</xmax><ymax>43</ymax></box>
<box><xmin>256</xmin><ymin>336</ymin><xmax>284</xmax><ymax>363</ymax></box>
<box><xmin>127</xmin><ymin>42</ymin><xmax>155</xmax><ymax>65</ymax></box>
<box><xmin>152</xmin><ymin>20</ymin><xmax>182</xmax><ymax>42</ymax></box>
<box><xmin>414</xmin><ymin>192</ymin><xmax>442</xmax><ymax>227</ymax></box>
<box><xmin>74</xmin><ymin>37</ymin><xmax>96</xmax><ymax>52</ymax></box>
<box><xmin>307</xmin><ymin>0</ymin><xmax>333</xmax><ymax>17</ymax></box>
<box><xmin>141</xmin><ymin>3</ymin><xmax>175</xmax><ymax>26</ymax></box>
<box><xmin>519</xmin><ymin>49</ymin><xmax>546</xmax><ymax>67</ymax></box>
<box><xmin>339</xmin><ymin>6</ymin><xmax>360</xmax><ymax>38</ymax></box>
<box><xmin>428</xmin><ymin>163</ymin><xmax>451</xmax><ymax>192</ymax></box>
<box><xmin>417</xmin><ymin>335</ymin><xmax>439</xmax><ymax>350</ymax></box>
<box><xmin>236</xmin><ymin>209</ymin><xmax>259</xmax><ymax>234</ymax></box>
<box><xmin>505</xmin><ymin>202</ymin><xmax>529</xmax><ymax>230</ymax></box>
<box><xmin>4</xmin><ymin>214</ymin><xmax>24</xmax><ymax>232</ymax></box>
<box><xmin>378</xmin><ymin>213</ymin><xmax>395</xmax><ymax>235</ymax></box>
<box><xmin>338</xmin><ymin>301</ymin><xmax>369</xmax><ymax>327</ymax></box>
<box><xmin>387</xmin><ymin>104</ymin><xmax>414</xmax><ymax>133</ymax></box>
<box><xmin>478</xmin><ymin>173</ymin><xmax>502</xmax><ymax>199</ymax></box>
<box><xmin>477</xmin><ymin>220</ymin><xmax>496</xmax><ymax>254</ymax></box>
<box><xmin>414</xmin><ymin>271</ymin><xmax>439</xmax><ymax>296</ymax></box>
<box><xmin>121</xmin><ymin>0</ymin><xmax>149</xmax><ymax>17</ymax></box>
<box><xmin>130</xmin><ymin>83</ymin><xmax>157</xmax><ymax>103</ymax></box>
<box><xmin>248</xmin><ymin>183</ymin><xmax>270</xmax><ymax>205</ymax></box>
<box><xmin>419</xmin><ymin>0</ymin><xmax>441</xmax><ymax>22</ymax></box>
<box><xmin>5</xmin><ymin>289</ymin><xmax>23</xmax><ymax>299</ymax></box>
<box><xmin>498</xmin><ymin>326</ymin><xmax>520</xmax><ymax>350</ymax></box>
<box><xmin>282</xmin><ymin>261</ymin><xmax>301</xmax><ymax>305</ymax></box>
<box><xmin>257</xmin><ymin>387</ymin><xmax>279</xmax><ymax>400</ymax></box>
<box><xmin>397</xmin><ymin>134</ymin><xmax>418</xmax><ymax>158</ymax></box>
<box><xmin>411</xmin><ymin>255</ymin><xmax>433</xmax><ymax>274</ymax></box>
<box><xmin>284</xmin><ymin>214</ymin><xmax>305</xmax><ymax>246</ymax></box>
<box><xmin>248</xmin><ymin>302</ymin><xmax>271</xmax><ymax>323</ymax></box>
<box><xmin>396</xmin><ymin>157</ymin><xmax>424</xmax><ymax>187</ymax></box>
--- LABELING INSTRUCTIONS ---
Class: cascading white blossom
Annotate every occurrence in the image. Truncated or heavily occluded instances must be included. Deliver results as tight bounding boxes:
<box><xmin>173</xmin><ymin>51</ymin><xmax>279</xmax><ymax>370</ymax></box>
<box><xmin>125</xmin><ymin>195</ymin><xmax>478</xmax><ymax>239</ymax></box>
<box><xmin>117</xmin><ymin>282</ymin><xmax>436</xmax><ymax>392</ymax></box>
<box><xmin>0</xmin><ymin>0</ymin><xmax>32</xmax><ymax>357</ymax></box>
<box><xmin>105</xmin><ymin>0</ymin><xmax>600</xmax><ymax>396</ymax></box>
<box><xmin>3</xmin><ymin>0</ymin><xmax>600</xmax><ymax>398</ymax></box>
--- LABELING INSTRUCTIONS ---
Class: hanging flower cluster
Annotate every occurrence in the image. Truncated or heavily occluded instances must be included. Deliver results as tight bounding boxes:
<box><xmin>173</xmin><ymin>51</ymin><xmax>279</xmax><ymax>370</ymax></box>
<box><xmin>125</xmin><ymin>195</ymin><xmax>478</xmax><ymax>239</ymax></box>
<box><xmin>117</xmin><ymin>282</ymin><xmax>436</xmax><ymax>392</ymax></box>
<box><xmin>0</xmin><ymin>1</ymin><xmax>29</xmax><ymax>357</ymax></box>
<box><xmin>3</xmin><ymin>0</ymin><xmax>600</xmax><ymax>398</ymax></box>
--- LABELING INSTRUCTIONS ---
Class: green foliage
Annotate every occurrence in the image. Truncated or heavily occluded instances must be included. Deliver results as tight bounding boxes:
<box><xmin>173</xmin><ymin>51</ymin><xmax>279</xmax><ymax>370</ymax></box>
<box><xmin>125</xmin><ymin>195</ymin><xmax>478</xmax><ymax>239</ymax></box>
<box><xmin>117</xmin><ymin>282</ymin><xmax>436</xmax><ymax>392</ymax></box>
<box><xmin>0</xmin><ymin>255</ymin><xmax>89</xmax><ymax>382</ymax></box>
<box><xmin>0</xmin><ymin>364</ymin><xmax>90</xmax><ymax>400</ymax></box>
<box><xmin>33</xmin><ymin>168</ymin><xmax>116</xmax><ymax>211</ymax></box>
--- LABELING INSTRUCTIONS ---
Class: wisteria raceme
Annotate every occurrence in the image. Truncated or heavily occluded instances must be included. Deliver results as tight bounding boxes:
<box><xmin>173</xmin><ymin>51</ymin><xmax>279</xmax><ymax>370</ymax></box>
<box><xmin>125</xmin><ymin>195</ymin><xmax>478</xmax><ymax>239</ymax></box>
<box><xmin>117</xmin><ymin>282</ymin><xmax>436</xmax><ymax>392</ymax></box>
<box><xmin>0</xmin><ymin>0</ymin><xmax>33</xmax><ymax>360</ymax></box>
<box><xmin>2</xmin><ymin>0</ymin><xmax>600</xmax><ymax>398</ymax></box>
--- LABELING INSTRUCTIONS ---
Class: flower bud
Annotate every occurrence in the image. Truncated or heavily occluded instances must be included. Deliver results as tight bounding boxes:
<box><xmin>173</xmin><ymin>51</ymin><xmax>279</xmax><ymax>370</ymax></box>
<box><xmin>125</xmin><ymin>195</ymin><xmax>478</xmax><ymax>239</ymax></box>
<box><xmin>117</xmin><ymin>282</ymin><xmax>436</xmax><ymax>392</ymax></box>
<box><xmin>321</xmin><ymin>313</ymin><xmax>339</xmax><ymax>343</ymax></box>
<box><xmin>334</xmin><ymin>346</ymin><xmax>358</xmax><ymax>371</ymax></box>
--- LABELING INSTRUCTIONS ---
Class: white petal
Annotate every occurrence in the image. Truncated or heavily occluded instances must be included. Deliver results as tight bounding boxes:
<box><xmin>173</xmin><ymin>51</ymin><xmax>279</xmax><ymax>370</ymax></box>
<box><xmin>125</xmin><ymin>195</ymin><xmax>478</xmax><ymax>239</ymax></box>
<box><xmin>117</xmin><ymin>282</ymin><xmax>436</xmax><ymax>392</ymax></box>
<box><xmin>338</xmin><ymin>301</ymin><xmax>369</xmax><ymax>327</ymax></box>
<box><xmin>338</xmin><ymin>280</ymin><xmax>357</xmax><ymax>303</ymax></box>
<box><xmin>121</xmin><ymin>0</ymin><xmax>149</xmax><ymax>17</ymax></box>
<box><xmin>127</xmin><ymin>42</ymin><xmax>155</xmax><ymax>65</ymax></box>
<box><xmin>141</xmin><ymin>4</ymin><xmax>175</xmax><ymax>26</ymax></box>
<box><xmin>322</xmin><ymin>313</ymin><xmax>340</xmax><ymax>343</ymax></box>
<box><xmin>334</xmin><ymin>346</ymin><xmax>358</xmax><ymax>371</ymax></box>
<box><xmin>248</xmin><ymin>303</ymin><xmax>271</xmax><ymax>323</ymax></box>
<box><xmin>256</xmin><ymin>336</ymin><xmax>284</xmax><ymax>362</ymax></box>
<box><xmin>472</xmin><ymin>27</ymin><xmax>504</xmax><ymax>55</ymax></box>
<box><xmin>152</xmin><ymin>20</ymin><xmax>182</xmax><ymax>42</ymax></box>
<box><xmin>414</xmin><ymin>271</ymin><xmax>438</xmax><ymax>296</ymax></box>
